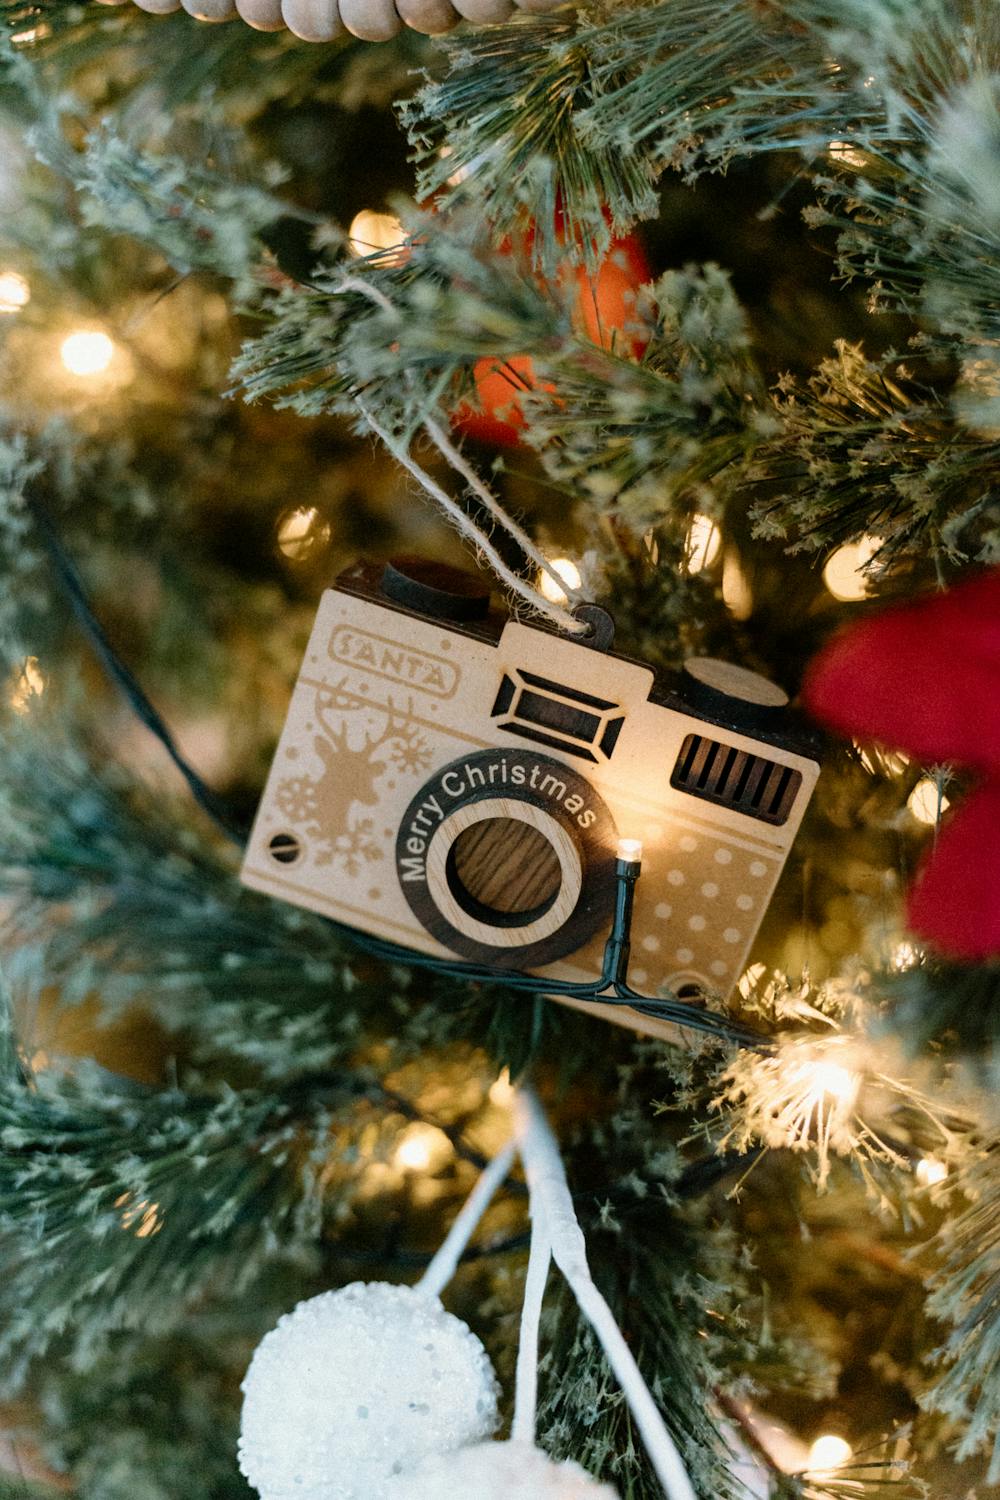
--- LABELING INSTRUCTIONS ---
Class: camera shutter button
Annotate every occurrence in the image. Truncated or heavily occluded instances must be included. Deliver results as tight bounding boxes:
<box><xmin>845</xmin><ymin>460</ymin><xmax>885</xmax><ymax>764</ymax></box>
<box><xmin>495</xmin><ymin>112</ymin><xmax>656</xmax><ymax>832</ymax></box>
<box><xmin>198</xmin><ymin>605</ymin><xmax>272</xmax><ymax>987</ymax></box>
<box><xmin>380</xmin><ymin>557</ymin><xmax>490</xmax><ymax>623</ymax></box>
<box><xmin>682</xmin><ymin>657</ymin><xmax>788</xmax><ymax>714</ymax></box>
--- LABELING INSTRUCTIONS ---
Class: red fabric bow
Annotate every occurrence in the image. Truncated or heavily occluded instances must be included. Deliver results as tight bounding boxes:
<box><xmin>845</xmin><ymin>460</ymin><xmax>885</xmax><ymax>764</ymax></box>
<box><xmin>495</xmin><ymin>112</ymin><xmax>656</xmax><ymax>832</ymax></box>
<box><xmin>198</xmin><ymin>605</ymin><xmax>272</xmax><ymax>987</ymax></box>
<box><xmin>802</xmin><ymin>567</ymin><xmax>1000</xmax><ymax>961</ymax></box>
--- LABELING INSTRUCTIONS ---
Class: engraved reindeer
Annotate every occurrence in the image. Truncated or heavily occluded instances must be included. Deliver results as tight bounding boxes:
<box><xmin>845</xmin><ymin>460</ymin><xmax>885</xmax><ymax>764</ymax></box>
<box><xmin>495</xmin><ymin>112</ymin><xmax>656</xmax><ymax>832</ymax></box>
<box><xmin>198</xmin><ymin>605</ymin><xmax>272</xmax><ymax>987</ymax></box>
<box><xmin>275</xmin><ymin>679</ymin><xmax>430</xmax><ymax>875</ymax></box>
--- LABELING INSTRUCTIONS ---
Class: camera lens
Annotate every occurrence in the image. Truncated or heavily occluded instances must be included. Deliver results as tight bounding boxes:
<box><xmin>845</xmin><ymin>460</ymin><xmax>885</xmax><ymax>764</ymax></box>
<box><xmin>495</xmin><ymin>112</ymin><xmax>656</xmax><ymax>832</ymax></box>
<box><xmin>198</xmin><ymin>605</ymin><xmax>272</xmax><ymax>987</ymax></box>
<box><xmin>447</xmin><ymin>818</ymin><xmax>563</xmax><ymax>927</ymax></box>
<box><xmin>395</xmin><ymin>748</ymin><xmax>619</xmax><ymax>969</ymax></box>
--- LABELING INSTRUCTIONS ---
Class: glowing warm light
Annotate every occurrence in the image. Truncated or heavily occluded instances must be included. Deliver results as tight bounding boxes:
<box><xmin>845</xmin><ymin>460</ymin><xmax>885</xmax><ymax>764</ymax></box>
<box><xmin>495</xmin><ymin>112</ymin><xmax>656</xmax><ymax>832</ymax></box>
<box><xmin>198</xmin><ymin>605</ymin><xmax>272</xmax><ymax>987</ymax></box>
<box><xmin>488</xmin><ymin>1068</ymin><xmax>515</xmax><ymax>1108</ymax></box>
<box><xmin>10</xmin><ymin>656</ymin><xmax>45</xmax><ymax>714</ymax></box>
<box><xmin>916</xmin><ymin>1156</ymin><xmax>948</xmax><ymax>1187</ymax></box>
<box><xmin>890</xmin><ymin>939</ymin><xmax>921</xmax><ymax>972</ymax></box>
<box><xmin>11</xmin><ymin>23</ymin><xmax>50</xmax><ymax>42</ymax></box>
<box><xmin>856</xmin><ymin>741</ymin><xmax>910</xmax><ymax>777</ymax></box>
<box><xmin>729</xmin><ymin>1402</ymin><xmax>810</xmax><ymax>1475</ymax></box>
<box><xmin>438</xmin><ymin>145</ymin><xmax>471</xmax><ymax>188</ymax></box>
<box><xmin>61</xmin><ymin>329</ymin><xmax>115</xmax><ymax>377</ymax></box>
<box><xmin>908</xmin><ymin>777</ymin><xmax>950</xmax><ymax>826</ymax></box>
<box><xmin>348</xmin><ymin>209</ymin><xmax>406</xmax><ymax>262</ymax></box>
<box><xmin>275</xmin><ymin>505</ymin><xmax>330</xmax><ymax>563</ymax></box>
<box><xmin>807</xmin><ymin>1434</ymin><xmax>853</xmax><ymax>1476</ymax></box>
<box><xmin>616</xmin><ymin>837</ymin><xmax>643</xmax><ymax>865</ymax></box>
<box><xmin>827</xmin><ymin>139</ymin><xmax>867</xmax><ymax>168</ymax></box>
<box><xmin>115</xmin><ymin>1192</ymin><xmax>163</xmax><ymax>1239</ymax></box>
<box><xmin>0</xmin><ymin>270</ymin><xmax>29</xmax><ymax>313</ymax></box>
<box><xmin>722</xmin><ymin>551</ymin><xmax>753</xmax><ymax>619</ymax></box>
<box><xmin>738</xmin><ymin>962</ymin><xmax>768</xmax><ymax>1001</ymax></box>
<box><xmin>538</xmin><ymin>556</ymin><xmax>582</xmax><ymax>604</ymax></box>
<box><xmin>822</xmin><ymin>535</ymin><xmax>882</xmax><ymax>601</ymax></box>
<box><xmin>685</xmin><ymin>514</ymin><xmax>722</xmax><ymax>574</ymax></box>
<box><xmin>394</xmin><ymin>1123</ymin><xmax>453</xmax><ymax>1173</ymax></box>
<box><xmin>808</xmin><ymin>1062</ymin><xmax>858</xmax><ymax>1104</ymax></box>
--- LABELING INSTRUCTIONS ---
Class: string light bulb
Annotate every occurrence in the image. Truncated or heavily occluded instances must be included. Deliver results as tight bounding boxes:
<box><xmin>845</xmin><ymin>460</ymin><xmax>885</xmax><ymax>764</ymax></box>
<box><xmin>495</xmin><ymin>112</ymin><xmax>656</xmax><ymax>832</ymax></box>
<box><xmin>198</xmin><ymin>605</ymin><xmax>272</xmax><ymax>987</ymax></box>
<box><xmin>916</xmin><ymin>1156</ymin><xmax>948</xmax><ymax>1187</ymax></box>
<box><xmin>394</xmin><ymin>1123</ymin><xmax>453</xmax><ymax>1173</ymax></box>
<box><xmin>807</xmin><ymin>1434</ymin><xmax>853</xmax><ymax>1477</ymax></box>
<box><xmin>9</xmin><ymin>656</ymin><xmax>45</xmax><ymax>714</ymax></box>
<box><xmin>0</xmin><ymin>270</ymin><xmax>29</xmax><ymax>313</ymax></box>
<box><xmin>737</xmin><ymin>962</ymin><xmax>768</xmax><ymax>1001</ymax></box>
<box><xmin>890</xmin><ymin>939</ymin><xmax>921</xmax><ymax>972</ymax></box>
<box><xmin>827</xmin><ymin>139</ymin><xmax>867</xmax><ymax>168</ymax></box>
<box><xmin>722</xmin><ymin>551</ymin><xmax>753</xmax><ymax>619</ymax></box>
<box><xmin>275</xmin><ymin>505</ymin><xmax>330</xmax><ymax>563</ymax></box>
<box><xmin>808</xmin><ymin>1061</ymin><xmax>858</xmax><ymax>1104</ymax></box>
<box><xmin>685</xmin><ymin>514</ymin><xmax>722</xmax><ymax>574</ymax></box>
<box><xmin>616</xmin><ymin>837</ymin><xmax>643</xmax><ymax>865</ymax></box>
<box><xmin>908</xmin><ymin>777</ymin><xmax>950</xmax><ymax>826</ymax></box>
<box><xmin>60</xmin><ymin>329</ymin><xmax>115</xmax><ymax>378</ymax></box>
<box><xmin>822</xmin><ymin>535</ymin><xmax>882</xmax><ymax>601</ymax></box>
<box><xmin>856</xmin><ymin>741</ymin><xmax>909</xmax><ymax>777</ymax></box>
<box><xmin>114</xmin><ymin>1192</ymin><xmax>163</xmax><ymax>1239</ymax></box>
<box><xmin>488</xmin><ymin>1069</ymin><xmax>515</xmax><ymax>1108</ymax></box>
<box><xmin>438</xmin><ymin>144</ymin><xmax>471</xmax><ymax>187</ymax></box>
<box><xmin>538</xmin><ymin>556</ymin><xmax>581</xmax><ymax>603</ymax></box>
<box><xmin>347</xmin><ymin>209</ymin><xmax>406</xmax><ymax>263</ymax></box>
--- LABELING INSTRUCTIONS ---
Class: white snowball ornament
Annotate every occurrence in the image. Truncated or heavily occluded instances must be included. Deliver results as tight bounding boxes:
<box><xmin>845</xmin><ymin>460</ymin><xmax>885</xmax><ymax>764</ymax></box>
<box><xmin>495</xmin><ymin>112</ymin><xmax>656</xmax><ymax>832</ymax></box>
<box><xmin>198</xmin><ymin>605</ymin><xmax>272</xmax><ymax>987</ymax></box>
<box><xmin>389</xmin><ymin>1441</ymin><xmax>621</xmax><ymax>1498</ymax></box>
<box><xmin>239</xmin><ymin>1282</ymin><xmax>500</xmax><ymax>1500</ymax></box>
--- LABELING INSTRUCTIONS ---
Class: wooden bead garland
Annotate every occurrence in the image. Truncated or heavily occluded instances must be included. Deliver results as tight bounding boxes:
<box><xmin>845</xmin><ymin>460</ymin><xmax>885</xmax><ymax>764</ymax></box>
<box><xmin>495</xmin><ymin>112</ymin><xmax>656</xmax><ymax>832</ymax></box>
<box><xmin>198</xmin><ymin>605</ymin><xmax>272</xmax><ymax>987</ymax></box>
<box><xmin>131</xmin><ymin>0</ymin><xmax>560</xmax><ymax>34</ymax></box>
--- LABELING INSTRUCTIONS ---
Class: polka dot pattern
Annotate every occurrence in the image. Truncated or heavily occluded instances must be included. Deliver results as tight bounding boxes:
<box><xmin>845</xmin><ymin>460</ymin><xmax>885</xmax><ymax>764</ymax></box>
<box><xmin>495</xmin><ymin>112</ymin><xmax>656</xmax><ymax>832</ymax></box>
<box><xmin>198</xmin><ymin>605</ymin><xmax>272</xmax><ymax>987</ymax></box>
<box><xmin>632</xmin><ymin>840</ymin><xmax>781</xmax><ymax>998</ymax></box>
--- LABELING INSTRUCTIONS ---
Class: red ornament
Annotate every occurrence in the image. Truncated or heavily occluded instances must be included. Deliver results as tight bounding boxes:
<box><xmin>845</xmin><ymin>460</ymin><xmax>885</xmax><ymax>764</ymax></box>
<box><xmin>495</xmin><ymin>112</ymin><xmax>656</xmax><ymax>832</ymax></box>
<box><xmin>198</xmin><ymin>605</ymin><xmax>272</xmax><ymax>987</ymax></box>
<box><xmin>453</xmin><ymin>231</ymin><xmax>651</xmax><ymax>447</ymax></box>
<box><xmin>802</xmin><ymin>567</ymin><xmax>1000</xmax><ymax>960</ymax></box>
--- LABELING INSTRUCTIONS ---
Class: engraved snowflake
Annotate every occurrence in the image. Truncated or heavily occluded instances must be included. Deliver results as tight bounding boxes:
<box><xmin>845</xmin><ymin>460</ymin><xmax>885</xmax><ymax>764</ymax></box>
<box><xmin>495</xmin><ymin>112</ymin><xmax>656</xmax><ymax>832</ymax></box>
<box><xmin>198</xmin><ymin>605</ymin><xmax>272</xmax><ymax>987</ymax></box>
<box><xmin>315</xmin><ymin>819</ymin><xmax>384</xmax><ymax>876</ymax></box>
<box><xmin>275</xmin><ymin>777</ymin><xmax>320</xmax><ymax>825</ymax></box>
<box><xmin>389</xmin><ymin>730</ymin><xmax>432</xmax><ymax>775</ymax></box>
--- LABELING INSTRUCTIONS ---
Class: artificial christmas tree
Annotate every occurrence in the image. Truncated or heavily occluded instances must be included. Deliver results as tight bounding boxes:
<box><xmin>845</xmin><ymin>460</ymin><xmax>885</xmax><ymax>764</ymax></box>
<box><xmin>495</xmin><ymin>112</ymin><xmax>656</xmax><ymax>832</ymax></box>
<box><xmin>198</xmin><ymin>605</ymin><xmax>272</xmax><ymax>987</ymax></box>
<box><xmin>0</xmin><ymin>2</ymin><xmax>998</xmax><ymax>1497</ymax></box>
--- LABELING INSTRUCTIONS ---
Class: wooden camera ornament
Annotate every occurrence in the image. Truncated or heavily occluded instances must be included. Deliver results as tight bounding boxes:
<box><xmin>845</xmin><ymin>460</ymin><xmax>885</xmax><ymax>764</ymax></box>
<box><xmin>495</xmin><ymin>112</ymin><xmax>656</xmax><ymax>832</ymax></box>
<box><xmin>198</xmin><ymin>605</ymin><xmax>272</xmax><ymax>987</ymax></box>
<box><xmin>241</xmin><ymin>559</ymin><xmax>820</xmax><ymax>1035</ymax></box>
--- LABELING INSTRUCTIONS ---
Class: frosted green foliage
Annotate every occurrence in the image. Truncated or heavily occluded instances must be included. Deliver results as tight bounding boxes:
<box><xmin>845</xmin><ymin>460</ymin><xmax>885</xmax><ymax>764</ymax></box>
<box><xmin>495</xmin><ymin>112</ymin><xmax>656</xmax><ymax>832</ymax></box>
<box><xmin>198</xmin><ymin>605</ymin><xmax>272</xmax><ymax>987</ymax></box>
<box><xmin>885</xmin><ymin>962</ymin><xmax>1000</xmax><ymax>1086</ymax></box>
<box><xmin>234</xmin><ymin>212</ymin><xmax>567</xmax><ymax>436</ymax></box>
<box><xmin>746</xmin><ymin>345</ymin><xmax>1000</xmax><ymax>563</ymax></box>
<box><xmin>399</xmin><ymin>0</ymin><xmax>1000</xmax><ymax>562</ymax></box>
<box><xmin>0</xmin><ymin>419</ymin><xmax>157</xmax><ymax>644</ymax></box>
<box><xmin>519</xmin><ymin>263</ymin><xmax>763</xmax><ymax>527</ymax></box>
<box><xmin>235</xmin><ymin>191</ymin><xmax>1000</xmax><ymax>571</ymax></box>
<box><xmin>0</xmin><ymin>429</ymin><xmax>47</xmax><ymax>635</ymax></box>
<box><xmin>236</xmin><ymin>228</ymin><xmax>760</xmax><ymax>526</ymax></box>
<box><xmin>38</xmin><ymin>1331</ymin><xmax>246</xmax><ymax>1500</ymax></box>
<box><xmin>401</xmin><ymin>15</ymin><xmax>659</xmax><ymax>270</ymax></box>
<box><xmin>403</xmin><ymin>0</ymin><xmax>903</xmax><ymax>261</ymax></box>
<box><xmin>769</xmin><ymin>1455</ymin><xmax>925</xmax><ymax>1499</ymax></box>
<box><xmin>807</xmin><ymin>24</ymin><xmax>1000</xmax><ymax>344</ymax></box>
<box><xmin>0</xmin><ymin>31</ymin><xmax>289</xmax><ymax>285</ymax></box>
<box><xmin>0</xmin><ymin>1037</ymin><xmax>340</xmax><ymax>1386</ymax></box>
<box><xmin>76</xmin><ymin>124</ymin><xmax>288</xmax><ymax>283</ymax></box>
<box><xmin>0</xmin><ymin>722</ymin><xmax>383</xmax><ymax>1078</ymax></box>
<box><xmin>922</xmin><ymin>1148</ymin><xmax>1000</xmax><ymax>1481</ymax></box>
